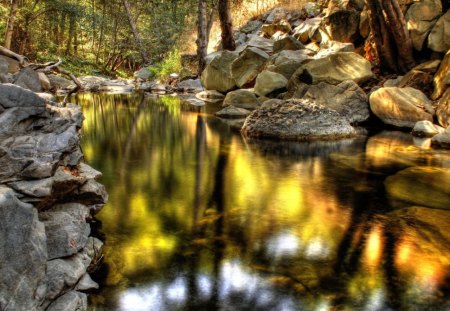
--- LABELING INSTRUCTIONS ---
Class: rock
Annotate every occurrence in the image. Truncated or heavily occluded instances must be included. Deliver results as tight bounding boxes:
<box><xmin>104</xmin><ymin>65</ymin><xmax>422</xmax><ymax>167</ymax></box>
<box><xmin>383</xmin><ymin>76</ymin><xmax>403</xmax><ymax>87</ymax></box>
<box><xmin>262</xmin><ymin>19</ymin><xmax>292</xmax><ymax>37</ymax></box>
<box><xmin>0</xmin><ymin>56</ymin><xmax>9</xmax><ymax>83</ymax></box>
<box><xmin>0</xmin><ymin>83</ymin><xmax>45</xmax><ymax>108</ymax></box>
<box><xmin>292</xmin><ymin>18</ymin><xmax>322</xmax><ymax>44</ymax></box>
<box><xmin>314</xmin><ymin>41</ymin><xmax>355</xmax><ymax>59</ymax></box>
<box><xmin>428</xmin><ymin>10</ymin><xmax>450</xmax><ymax>53</ymax></box>
<box><xmin>177</xmin><ymin>78</ymin><xmax>203</xmax><ymax>92</ymax></box>
<box><xmin>268</xmin><ymin>50</ymin><xmax>314</xmax><ymax>79</ymax></box>
<box><xmin>37</xmin><ymin>92</ymin><xmax>57</xmax><ymax>103</ymax></box>
<box><xmin>0</xmin><ymin>55</ymin><xmax>20</xmax><ymax>73</ymax></box>
<box><xmin>412</xmin><ymin>120</ymin><xmax>445</xmax><ymax>137</ymax></box>
<box><xmin>385</xmin><ymin>166</ymin><xmax>450</xmax><ymax>209</ymax></box>
<box><xmin>46</xmin><ymin>291</ymin><xmax>87</xmax><ymax>311</ymax></box>
<box><xmin>273</xmin><ymin>36</ymin><xmax>304</xmax><ymax>53</ymax></box>
<box><xmin>38</xmin><ymin>72</ymin><xmax>51</xmax><ymax>91</ymax></box>
<box><xmin>47</xmin><ymin>74</ymin><xmax>73</xmax><ymax>90</ymax></box>
<box><xmin>0</xmin><ymin>187</ymin><xmax>47</xmax><ymax>311</ymax></box>
<box><xmin>303</xmin><ymin>2</ymin><xmax>321</xmax><ymax>17</ymax></box>
<box><xmin>241</xmin><ymin>98</ymin><xmax>356</xmax><ymax>141</ymax></box>
<box><xmin>324</xmin><ymin>7</ymin><xmax>360</xmax><ymax>42</ymax></box>
<box><xmin>266</xmin><ymin>7</ymin><xmax>291</xmax><ymax>23</ymax></box>
<box><xmin>437</xmin><ymin>88</ymin><xmax>450</xmax><ymax>127</ymax></box>
<box><xmin>432</xmin><ymin>49</ymin><xmax>450</xmax><ymax>100</ymax></box>
<box><xmin>246</xmin><ymin>34</ymin><xmax>275</xmax><ymax>55</ymax></box>
<box><xmin>398</xmin><ymin>69</ymin><xmax>434</xmax><ymax>95</ymax></box>
<box><xmin>39</xmin><ymin>203</ymin><xmax>91</xmax><ymax>260</ymax></box>
<box><xmin>290</xmin><ymin>52</ymin><xmax>374</xmax><ymax>85</ymax></box>
<box><xmin>240</xmin><ymin>20</ymin><xmax>263</xmax><ymax>34</ymax></box>
<box><xmin>218</xmin><ymin>117</ymin><xmax>246</xmax><ymax>130</ymax></box>
<box><xmin>369</xmin><ymin>87</ymin><xmax>434</xmax><ymax>128</ymax></box>
<box><xmin>215</xmin><ymin>105</ymin><xmax>251</xmax><ymax>119</ymax></box>
<box><xmin>223</xmin><ymin>89</ymin><xmax>260</xmax><ymax>110</ymax></box>
<box><xmin>413</xmin><ymin>59</ymin><xmax>441</xmax><ymax>73</ymax></box>
<box><xmin>231</xmin><ymin>47</ymin><xmax>269</xmax><ymax>88</ymax></box>
<box><xmin>133</xmin><ymin>67</ymin><xmax>155</xmax><ymax>81</ymax></box>
<box><xmin>431</xmin><ymin>126</ymin><xmax>450</xmax><ymax>148</ymax></box>
<box><xmin>75</xmin><ymin>273</ymin><xmax>99</xmax><ymax>291</ymax></box>
<box><xmin>78</xmin><ymin>76</ymin><xmax>108</xmax><ymax>92</ymax></box>
<box><xmin>254</xmin><ymin>70</ymin><xmax>288</xmax><ymax>97</ymax></box>
<box><xmin>406</xmin><ymin>0</ymin><xmax>442</xmax><ymax>51</ymax></box>
<box><xmin>303</xmin><ymin>80</ymin><xmax>369</xmax><ymax>124</ymax></box>
<box><xmin>201</xmin><ymin>51</ymin><xmax>238</xmax><ymax>92</ymax></box>
<box><xmin>13</xmin><ymin>67</ymin><xmax>43</xmax><ymax>92</ymax></box>
<box><xmin>196</xmin><ymin>90</ymin><xmax>225</xmax><ymax>102</ymax></box>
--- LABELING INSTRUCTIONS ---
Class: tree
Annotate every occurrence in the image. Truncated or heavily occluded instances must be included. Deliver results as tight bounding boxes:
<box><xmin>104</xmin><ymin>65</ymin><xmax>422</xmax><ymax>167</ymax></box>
<box><xmin>365</xmin><ymin>0</ymin><xmax>415</xmax><ymax>73</ymax></box>
<box><xmin>218</xmin><ymin>0</ymin><xmax>235</xmax><ymax>51</ymax></box>
<box><xmin>122</xmin><ymin>0</ymin><xmax>150</xmax><ymax>64</ymax></box>
<box><xmin>196</xmin><ymin>0</ymin><xmax>215</xmax><ymax>76</ymax></box>
<box><xmin>4</xmin><ymin>0</ymin><xmax>19</xmax><ymax>50</ymax></box>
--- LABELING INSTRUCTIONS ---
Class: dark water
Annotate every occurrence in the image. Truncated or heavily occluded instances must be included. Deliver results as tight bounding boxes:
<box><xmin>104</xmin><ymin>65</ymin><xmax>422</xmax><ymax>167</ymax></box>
<box><xmin>76</xmin><ymin>92</ymin><xmax>450</xmax><ymax>311</ymax></box>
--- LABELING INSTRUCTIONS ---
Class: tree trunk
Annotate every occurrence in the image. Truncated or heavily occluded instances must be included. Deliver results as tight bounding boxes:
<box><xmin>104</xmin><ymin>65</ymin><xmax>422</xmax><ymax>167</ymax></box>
<box><xmin>65</xmin><ymin>16</ymin><xmax>75</xmax><ymax>55</ymax></box>
<box><xmin>4</xmin><ymin>0</ymin><xmax>19</xmax><ymax>50</ymax></box>
<box><xmin>197</xmin><ymin>0</ymin><xmax>208</xmax><ymax>76</ymax></box>
<box><xmin>365</xmin><ymin>0</ymin><xmax>414</xmax><ymax>73</ymax></box>
<box><xmin>121</xmin><ymin>0</ymin><xmax>150</xmax><ymax>64</ymax></box>
<box><xmin>218</xmin><ymin>0</ymin><xmax>236</xmax><ymax>51</ymax></box>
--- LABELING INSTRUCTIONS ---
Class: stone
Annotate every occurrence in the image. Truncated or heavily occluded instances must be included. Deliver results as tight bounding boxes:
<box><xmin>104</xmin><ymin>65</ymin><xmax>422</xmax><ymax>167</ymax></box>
<box><xmin>303</xmin><ymin>2</ymin><xmax>321</xmax><ymax>17</ymax></box>
<box><xmin>240</xmin><ymin>20</ymin><xmax>263</xmax><ymax>34</ymax></box>
<box><xmin>406</xmin><ymin>0</ymin><xmax>443</xmax><ymax>51</ymax></box>
<box><xmin>369</xmin><ymin>87</ymin><xmax>434</xmax><ymax>128</ymax></box>
<box><xmin>262</xmin><ymin>19</ymin><xmax>292</xmax><ymax>37</ymax></box>
<box><xmin>246</xmin><ymin>34</ymin><xmax>275</xmax><ymax>55</ymax></box>
<box><xmin>38</xmin><ymin>72</ymin><xmax>51</xmax><ymax>91</ymax></box>
<box><xmin>428</xmin><ymin>10</ymin><xmax>450</xmax><ymax>53</ymax></box>
<box><xmin>437</xmin><ymin>88</ymin><xmax>450</xmax><ymax>127</ymax></box>
<box><xmin>303</xmin><ymin>80</ymin><xmax>370</xmax><ymax>124</ymax></box>
<box><xmin>432</xmin><ymin>49</ymin><xmax>450</xmax><ymax>100</ymax></box>
<box><xmin>431</xmin><ymin>126</ymin><xmax>450</xmax><ymax>149</ymax></box>
<box><xmin>413</xmin><ymin>59</ymin><xmax>441</xmax><ymax>73</ymax></box>
<box><xmin>39</xmin><ymin>203</ymin><xmax>91</xmax><ymax>260</ymax></box>
<box><xmin>398</xmin><ymin>69</ymin><xmax>434</xmax><ymax>95</ymax></box>
<box><xmin>201</xmin><ymin>51</ymin><xmax>238</xmax><ymax>92</ymax></box>
<box><xmin>196</xmin><ymin>90</ymin><xmax>225</xmax><ymax>102</ymax></box>
<box><xmin>267</xmin><ymin>50</ymin><xmax>314</xmax><ymax>80</ymax></box>
<box><xmin>231</xmin><ymin>47</ymin><xmax>269</xmax><ymax>88</ymax></box>
<box><xmin>292</xmin><ymin>18</ymin><xmax>322</xmax><ymax>44</ymax></box>
<box><xmin>254</xmin><ymin>70</ymin><xmax>288</xmax><ymax>97</ymax></box>
<box><xmin>241</xmin><ymin>98</ymin><xmax>356</xmax><ymax>141</ymax></box>
<box><xmin>215</xmin><ymin>105</ymin><xmax>252</xmax><ymax>119</ymax></box>
<box><xmin>324</xmin><ymin>7</ymin><xmax>360</xmax><ymax>42</ymax></box>
<box><xmin>0</xmin><ymin>56</ymin><xmax>9</xmax><ymax>83</ymax></box>
<box><xmin>0</xmin><ymin>187</ymin><xmax>47</xmax><ymax>311</ymax></box>
<box><xmin>273</xmin><ymin>36</ymin><xmax>305</xmax><ymax>53</ymax></box>
<box><xmin>383</xmin><ymin>76</ymin><xmax>403</xmax><ymax>87</ymax></box>
<box><xmin>223</xmin><ymin>89</ymin><xmax>260</xmax><ymax>110</ymax></box>
<box><xmin>177</xmin><ymin>79</ymin><xmax>203</xmax><ymax>92</ymax></box>
<box><xmin>46</xmin><ymin>291</ymin><xmax>88</xmax><ymax>311</ymax></box>
<box><xmin>412</xmin><ymin>120</ymin><xmax>445</xmax><ymax>137</ymax></box>
<box><xmin>47</xmin><ymin>74</ymin><xmax>73</xmax><ymax>90</ymax></box>
<box><xmin>37</xmin><ymin>92</ymin><xmax>57</xmax><ymax>103</ymax></box>
<box><xmin>315</xmin><ymin>41</ymin><xmax>355</xmax><ymax>59</ymax></box>
<box><xmin>385</xmin><ymin>166</ymin><xmax>450</xmax><ymax>209</ymax></box>
<box><xmin>14</xmin><ymin>67</ymin><xmax>43</xmax><ymax>92</ymax></box>
<box><xmin>75</xmin><ymin>273</ymin><xmax>99</xmax><ymax>291</ymax></box>
<box><xmin>290</xmin><ymin>52</ymin><xmax>374</xmax><ymax>85</ymax></box>
<box><xmin>0</xmin><ymin>83</ymin><xmax>45</xmax><ymax>108</ymax></box>
<box><xmin>0</xmin><ymin>55</ymin><xmax>20</xmax><ymax>73</ymax></box>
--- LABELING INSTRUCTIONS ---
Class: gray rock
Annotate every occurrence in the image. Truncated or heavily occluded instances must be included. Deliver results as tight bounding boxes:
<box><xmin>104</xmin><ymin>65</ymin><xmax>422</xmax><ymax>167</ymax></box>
<box><xmin>0</xmin><ymin>187</ymin><xmax>47</xmax><ymax>311</ymax></box>
<box><xmin>8</xmin><ymin>177</ymin><xmax>54</xmax><ymax>198</ymax></box>
<box><xmin>406</xmin><ymin>0</ymin><xmax>442</xmax><ymax>50</ymax></box>
<box><xmin>201</xmin><ymin>51</ymin><xmax>239</xmax><ymax>92</ymax></box>
<box><xmin>265</xmin><ymin>7</ymin><xmax>291</xmax><ymax>24</ymax></box>
<box><xmin>39</xmin><ymin>203</ymin><xmax>91</xmax><ymax>260</ymax></box>
<box><xmin>223</xmin><ymin>89</ymin><xmax>260</xmax><ymax>110</ymax></box>
<box><xmin>267</xmin><ymin>50</ymin><xmax>314</xmax><ymax>80</ymax></box>
<box><xmin>46</xmin><ymin>291</ymin><xmax>88</xmax><ymax>311</ymax></box>
<box><xmin>216</xmin><ymin>105</ymin><xmax>251</xmax><ymax>119</ymax></box>
<box><xmin>412</xmin><ymin>120</ymin><xmax>445</xmax><ymax>137</ymax></box>
<box><xmin>254</xmin><ymin>70</ymin><xmax>288</xmax><ymax>97</ymax></box>
<box><xmin>369</xmin><ymin>87</ymin><xmax>434</xmax><ymax>128</ymax></box>
<box><xmin>241</xmin><ymin>98</ymin><xmax>356</xmax><ymax>141</ymax></box>
<box><xmin>314</xmin><ymin>41</ymin><xmax>355</xmax><ymax>59</ymax></box>
<box><xmin>431</xmin><ymin>126</ymin><xmax>450</xmax><ymax>149</ymax></box>
<box><xmin>231</xmin><ymin>47</ymin><xmax>269</xmax><ymax>88</ymax></box>
<box><xmin>75</xmin><ymin>273</ymin><xmax>99</xmax><ymax>291</ymax></box>
<box><xmin>14</xmin><ymin>67</ymin><xmax>43</xmax><ymax>92</ymax></box>
<box><xmin>428</xmin><ymin>9</ymin><xmax>450</xmax><ymax>53</ymax></box>
<box><xmin>303</xmin><ymin>80</ymin><xmax>369</xmax><ymax>124</ymax></box>
<box><xmin>177</xmin><ymin>79</ymin><xmax>203</xmax><ymax>92</ymax></box>
<box><xmin>273</xmin><ymin>36</ymin><xmax>305</xmax><ymax>53</ymax></box>
<box><xmin>47</xmin><ymin>74</ymin><xmax>73</xmax><ymax>90</ymax></box>
<box><xmin>240</xmin><ymin>20</ymin><xmax>263</xmax><ymax>34</ymax></box>
<box><xmin>292</xmin><ymin>18</ymin><xmax>322</xmax><ymax>43</ymax></box>
<box><xmin>134</xmin><ymin>67</ymin><xmax>155</xmax><ymax>81</ymax></box>
<box><xmin>36</xmin><ymin>92</ymin><xmax>57</xmax><ymax>103</ymax></box>
<box><xmin>196</xmin><ymin>90</ymin><xmax>225</xmax><ymax>102</ymax></box>
<box><xmin>246</xmin><ymin>34</ymin><xmax>275</xmax><ymax>55</ymax></box>
<box><xmin>0</xmin><ymin>83</ymin><xmax>45</xmax><ymax>108</ymax></box>
<box><xmin>0</xmin><ymin>55</ymin><xmax>20</xmax><ymax>74</ymax></box>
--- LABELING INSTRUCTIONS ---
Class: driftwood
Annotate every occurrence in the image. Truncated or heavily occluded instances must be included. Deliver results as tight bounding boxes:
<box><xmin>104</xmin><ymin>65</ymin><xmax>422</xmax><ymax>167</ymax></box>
<box><xmin>0</xmin><ymin>45</ymin><xmax>83</xmax><ymax>103</ymax></box>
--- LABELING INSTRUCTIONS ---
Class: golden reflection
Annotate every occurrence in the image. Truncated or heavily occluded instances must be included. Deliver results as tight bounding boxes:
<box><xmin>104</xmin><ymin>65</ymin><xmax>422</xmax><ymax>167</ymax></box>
<box><xmin>364</xmin><ymin>225</ymin><xmax>384</xmax><ymax>269</ymax></box>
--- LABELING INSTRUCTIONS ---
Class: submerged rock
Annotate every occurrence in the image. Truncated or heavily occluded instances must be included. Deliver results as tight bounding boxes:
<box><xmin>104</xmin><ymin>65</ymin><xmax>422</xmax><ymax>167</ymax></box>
<box><xmin>223</xmin><ymin>89</ymin><xmax>260</xmax><ymax>110</ymax></box>
<box><xmin>241</xmin><ymin>98</ymin><xmax>356</xmax><ymax>141</ymax></box>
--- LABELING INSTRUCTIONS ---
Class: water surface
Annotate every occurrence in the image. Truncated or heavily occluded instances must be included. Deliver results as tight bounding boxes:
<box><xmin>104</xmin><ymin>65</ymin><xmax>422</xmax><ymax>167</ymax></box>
<box><xmin>77</xmin><ymin>93</ymin><xmax>450</xmax><ymax>311</ymax></box>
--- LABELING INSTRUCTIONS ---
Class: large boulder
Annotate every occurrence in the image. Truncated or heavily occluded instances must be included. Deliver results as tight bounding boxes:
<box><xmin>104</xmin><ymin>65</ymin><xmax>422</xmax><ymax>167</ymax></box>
<box><xmin>385</xmin><ymin>166</ymin><xmax>450</xmax><ymax>209</ymax></box>
<box><xmin>290</xmin><ymin>52</ymin><xmax>374</xmax><ymax>85</ymax></box>
<box><xmin>432</xmin><ymin>49</ymin><xmax>450</xmax><ymax>100</ymax></box>
<box><xmin>267</xmin><ymin>50</ymin><xmax>314</xmax><ymax>79</ymax></box>
<box><xmin>0</xmin><ymin>187</ymin><xmax>47</xmax><ymax>311</ymax></box>
<box><xmin>0</xmin><ymin>83</ymin><xmax>45</xmax><ymax>108</ymax></box>
<box><xmin>406</xmin><ymin>0</ymin><xmax>442</xmax><ymax>50</ymax></box>
<box><xmin>323</xmin><ymin>7</ymin><xmax>360</xmax><ymax>42</ymax></box>
<box><xmin>303</xmin><ymin>80</ymin><xmax>370</xmax><ymax>124</ymax></box>
<box><xmin>292</xmin><ymin>18</ymin><xmax>322</xmax><ymax>43</ymax></box>
<box><xmin>273</xmin><ymin>36</ymin><xmax>304</xmax><ymax>53</ymax></box>
<box><xmin>240</xmin><ymin>20</ymin><xmax>263</xmax><ymax>34</ymax></box>
<box><xmin>261</xmin><ymin>19</ymin><xmax>292</xmax><ymax>37</ymax></box>
<box><xmin>254</xmin><ymin>70</ymin><xmax>288</xmax><ymax>97</ymax></box>
<box><xmin>201</xmin><ymin>51</ymin><xmax>238</xmax><ymax>92</ymax></box>
<box><xmin>369</xmin><ymin>87</ymin><xmax>434</xmax><ymax>128</ymax></box>
<box><xmin>13</xmin><ymin>67</ymin><xmax>43</xmax><ymax>92</ymax></box>
<box><xmin>47</xmin><ymin>74</ymin><xmax>73</xmax><ymax>91</ymax></box>
<box><xmin>241</xmin><ymin>98</ymin><xmax>356</xmax><ymax>140</ymax></box>
<box><xmin>314</xmin><ymin>41</ymin><xmax>355</xmax><ymax>59</ymax></box>
<box><xmin>231</xmin><ymin>47</ymin><xmax>269</xmax><ymax>88</ymax></box>
<box><xmin>133</xmin><ymin>67</ymin><xmax>155</xmax><ymax>81</ymax></box>
<box><xmin>0</xmin><ymin>56</ymin><xmax>10</xmax><ymax>83</ymax></box>
<box><xmin>223</xmin><ymin>89</ymin><xmax>260</xmax><ymax>110</ymax></box>
<box><xmin>437</xmin><ymin>88</ymin><xmax>450</xmax><ymax>127</ymax></box>
<box><xmin>428</xmin><ymin>10</ymin><xmax>450</xmax><ymax>53</ymax></box>
<box><xmin>0</xmin><ymin>55</ymin><xmax>20</xmax><ymax>73</ymax></box>
<box><xmin>246</xmin><ymin>34</ymin><xmax>275</xmax><ymax>55</ymax></box>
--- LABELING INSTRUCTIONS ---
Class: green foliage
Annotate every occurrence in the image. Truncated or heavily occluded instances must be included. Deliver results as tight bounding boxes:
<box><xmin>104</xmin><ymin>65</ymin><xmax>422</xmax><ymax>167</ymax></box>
<box><xmin>154</xmin><ymin>48</ymin><xmax>182</xmax><ymax>82</ymax></box>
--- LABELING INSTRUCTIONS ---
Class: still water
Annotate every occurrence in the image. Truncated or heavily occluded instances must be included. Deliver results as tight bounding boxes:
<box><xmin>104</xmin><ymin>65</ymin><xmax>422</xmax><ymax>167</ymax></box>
<box><xmin>76</xmin><ymin>92</ymin><xmax>450</xmax><ymax>311</ymax></box>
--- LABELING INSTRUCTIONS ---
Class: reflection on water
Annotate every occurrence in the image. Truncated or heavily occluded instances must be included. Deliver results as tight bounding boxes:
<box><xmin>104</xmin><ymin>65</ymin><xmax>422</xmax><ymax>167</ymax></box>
<box><xmin>76</xmin><ymin>93</ymin><xmax>450</xmax><ymax>311</ymax></box>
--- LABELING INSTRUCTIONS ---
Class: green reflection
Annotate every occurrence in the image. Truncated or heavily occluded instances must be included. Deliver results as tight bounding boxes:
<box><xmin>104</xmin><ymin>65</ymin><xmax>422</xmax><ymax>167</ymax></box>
<box><xmin>78</xmin><ymin>93</ymin><xmax>450</xmax><ymax>311</ymax></box>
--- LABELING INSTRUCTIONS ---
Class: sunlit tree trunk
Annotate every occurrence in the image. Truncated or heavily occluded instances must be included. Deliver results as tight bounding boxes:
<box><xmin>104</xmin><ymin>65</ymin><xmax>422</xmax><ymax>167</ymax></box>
<box><xmin>365</xmin><ymin>0</ymin><xmax>415</xmax><ymax>73</ymax></box>
<box><xmin>197</xmin><ymin>0</ymin><xmax>208</xmax><ymax>75</ymax></box>
<box><xmin>4</xmin><ymin>0</ymin><xmax>19</xmax><ymax>50</ymax></box>
<box><xmin>218</xmin><ymin>0</ymin><xmax>236</xmax><ymax>51</ymax></box>
<box><xmin>121</xmin><ymin>0</ymin><xmax>150</xmax><ymax>64</ymax></box>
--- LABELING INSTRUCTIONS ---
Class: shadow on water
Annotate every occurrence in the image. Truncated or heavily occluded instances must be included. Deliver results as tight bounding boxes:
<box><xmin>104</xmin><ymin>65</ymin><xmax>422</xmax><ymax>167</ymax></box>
<box><xmin>75</xmin><ymin>93</ymin><xmax>450</xmax><ymax>311</ymax></box>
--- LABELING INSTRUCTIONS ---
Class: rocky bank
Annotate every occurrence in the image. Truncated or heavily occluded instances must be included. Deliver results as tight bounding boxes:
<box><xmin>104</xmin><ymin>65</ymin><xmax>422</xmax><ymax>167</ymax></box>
<box><xmin>0</xmin><ymin>83</ymin><xmax>107</xmax><ymax>311</ymax></box>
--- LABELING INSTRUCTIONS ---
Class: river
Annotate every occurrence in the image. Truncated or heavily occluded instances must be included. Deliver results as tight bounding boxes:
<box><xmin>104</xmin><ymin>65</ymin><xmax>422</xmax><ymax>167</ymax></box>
<box><xmin>76</xmin><ymin>92</ymin><xmax>450</xmax><ymax>311</ymax></box>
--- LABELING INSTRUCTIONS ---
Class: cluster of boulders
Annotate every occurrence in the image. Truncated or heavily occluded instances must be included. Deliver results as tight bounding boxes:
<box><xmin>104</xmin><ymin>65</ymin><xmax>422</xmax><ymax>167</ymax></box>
<box><xmin>198</xmin><ymin>0</ymin><xmax>450</xmax><ymax>149</ymax></box>
<box><xmin>0</xmin><ymin>84</ymin><xmax>108</xmax><ymax>310</ymax></box>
